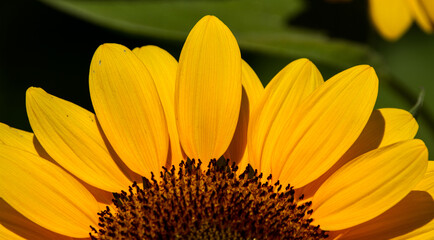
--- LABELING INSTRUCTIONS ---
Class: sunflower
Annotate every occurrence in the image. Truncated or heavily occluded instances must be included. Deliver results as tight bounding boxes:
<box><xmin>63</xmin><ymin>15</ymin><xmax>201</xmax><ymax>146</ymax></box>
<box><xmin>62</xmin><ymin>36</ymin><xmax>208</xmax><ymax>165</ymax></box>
<box><xmin>0</xmin><ymin>15</ymin><xmax>433</xmax><ymax>239</ymax></box>
<box><xmin>369</xmin><ymin>0</ymin><xmax>434</xmax><ymax>41</ymax></box>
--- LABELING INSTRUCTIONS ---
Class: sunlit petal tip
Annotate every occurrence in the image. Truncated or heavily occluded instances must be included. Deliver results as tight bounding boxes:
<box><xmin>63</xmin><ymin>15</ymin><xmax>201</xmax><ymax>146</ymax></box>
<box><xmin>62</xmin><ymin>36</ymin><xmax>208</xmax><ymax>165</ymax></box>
<box><xmin>348</xmin><ymin>64</ymin><xmax>372</xmax><ymax>72</ymax></box>
<box><xmin>289</xmin><ymin>58</ymin><xmax>319</xmax><ymax>74</ymax></box>
<box><xmin>98</xmin><ymin>42</ymin><xmax>125</xmax><ymax>52</ymax></box>
<box><xmin>337</xmin><ymin>64</ymin><xmax>379</xmax><ymax>90</ymax></box>
<box><xmin>132</xmin><ymin>45</ymin><xmax>162</xmax><ymax>53</ymax></box>
<box><xmin>363</xmin><ymin>66</ymin><xmax>379</xmax><ymax>85</ymax></box>
<box><xmin>295</xmin><ymin>57</ymin><xmax>310</xmax><ymax>63</ymax></box>
<box><xmin>25</xmin><ymin>87</ymin><xmax>47</xmax><ymax>109</ymax></box>
<box><xmin>26</xmin><ymin>86</ymin><xmax>38</xmax><ymax>97</ymax></box>
<box><xmin>176</xmin><ymin>12</ymin><xmax>242</xmax><ymax>165</ymax></box>
<box><xmin>201</xmin><ymin>15</ymin><xmax>219</xmax><ymax>22</ymax></box>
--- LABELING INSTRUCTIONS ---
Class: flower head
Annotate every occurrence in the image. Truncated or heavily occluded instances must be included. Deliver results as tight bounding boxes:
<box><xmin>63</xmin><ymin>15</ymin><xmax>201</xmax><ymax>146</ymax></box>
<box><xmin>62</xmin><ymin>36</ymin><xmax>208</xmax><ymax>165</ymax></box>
<box><xmin>0</xmin><ymin>15</ymin><xmax>432</xmax><ymax>239</ymax></box>
<box><xmin>369</xmin><ymin>0</ymin><xmax>434</xmax><ymax>41</ymax></box>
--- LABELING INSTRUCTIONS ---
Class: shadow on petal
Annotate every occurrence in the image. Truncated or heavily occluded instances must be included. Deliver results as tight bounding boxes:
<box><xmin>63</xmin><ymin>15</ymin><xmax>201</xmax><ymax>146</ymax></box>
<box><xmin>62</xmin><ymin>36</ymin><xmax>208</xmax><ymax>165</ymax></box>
<box><xmin>331</xmin><ymin>191</ymin><xmax>434</xmax><ymax>240</ymax></box>
<box><xmin>33</xmin><ymin>134</ymin><xmax>117</xmax><ymax>205</ymax></box>
<box><xmin>95</xmin><ymin>117</ymin><xmax>143</xmax><ymax>184</ymax></box>
<box><xmin>298</xmin><ymin>109</ymin><xmax>386</xmax><ymax>199</ymax></box>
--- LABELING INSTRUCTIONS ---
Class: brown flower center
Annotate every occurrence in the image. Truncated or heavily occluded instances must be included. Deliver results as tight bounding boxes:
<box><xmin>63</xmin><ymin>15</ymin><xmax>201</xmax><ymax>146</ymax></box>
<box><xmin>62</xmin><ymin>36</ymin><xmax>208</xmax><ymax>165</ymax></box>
<box><xmin>90</xmin><ymin>158</ymin><xmax>328</xmax><ymax>239</ymax></box>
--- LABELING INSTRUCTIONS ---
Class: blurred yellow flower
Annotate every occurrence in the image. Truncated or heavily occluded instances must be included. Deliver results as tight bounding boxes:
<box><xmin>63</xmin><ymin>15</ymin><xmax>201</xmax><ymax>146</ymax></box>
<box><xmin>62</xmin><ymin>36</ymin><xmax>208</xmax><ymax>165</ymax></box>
<box><xmin>369</xmin><ymin>0</ymin><xmax>434</xmax><ymax>41</ymax></box>
<box><xmin>0</xmin><ymin>15</ymin><xmax>432</xmax><ymax>239</ymax></box>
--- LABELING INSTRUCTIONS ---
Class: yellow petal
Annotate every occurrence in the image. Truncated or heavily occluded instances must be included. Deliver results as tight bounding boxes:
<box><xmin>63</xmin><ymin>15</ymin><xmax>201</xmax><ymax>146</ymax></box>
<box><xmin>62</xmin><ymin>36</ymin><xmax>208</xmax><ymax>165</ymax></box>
<box><xmin>414</xmin><ymin>161</ymin><xmax>434</xmax><ymax>196</ymax></box>
<box><xmin>223</xmin><ymin>89</ymin><xmax>249</xmax><ymax>166</ymax></box>
<box><xmin>301</xmin><ymin>108</ymin><xmax>418</xmax><ymax>199</ymax></box>
<box><xmin>312</xmin><ymin>139</ymin><xmax>428</xmax><ymax>230</ymax></box>
<box><xmin>241</xmin><ymin>60</ymin><xmax>264</xmax><ymax>109</ymax></box>
<box><xmin>248</xmin><ymin>58</ymin><xmax>323</xmax><ymax>176</ymax></box>
<box><xmin>0</xmin><ymin>123</ymin><xmax>36</xmax><ymax>154</ymax></box>
<box><xmin>26</xmin><ymin>87</ymin><xmax>133</xmax><ymax>192</ymax></box>
<box><xmin>406</xmin><ymin>0</ymin><xmax>434</xmax><ymax>33</ymax></box>
<box><xmin>133</xmin><ymin>46</ymin><xmax>184</xmax><ymax>167</ymax></box>
<box><xmin>369</xmin><ymin>0</ymin><xmax>413</xmax><ymax>41</ymax></box>
<box><xmin>0</xmin><ymin>123</ymin><xmax>54</xmax><ymax>162</ymax></box>
<box><xmin>235</xmin><ymin>151</ymin><xmax>250</xmax><ymax>174</ymax></box>
<box><xmin>420</xmin><ymin>0</ymin><xmax>434</xmax><ymax>25</ymax></box>
<box><xmin>331</xmin><ymin>191</ymin><xmax>434</xmax><ymax>240</ymax></box>
<box><xmin>0</xmin><ymin>145</ymin><xmax>99</xmax><ymax>238</ymax></box>
<box><xmin>268</xmin><ymin>65</ymin><xmax>377</xmax><ymax>188</ymax></box>
<box><xmin>0</xmin><ymin>224</ymin><xmax>26</xmax><ymax>240</ymax></box>
<box><xmin>89</xmin><ymin>43</ymin><xmax>169</xmax><ymax>178</ymax></box>
<box><xmin>392</xmin><ymin>220</ymin><xmax>434</xmax><ymax>240</ymax></box>
<box><xmin>0</xmin><ymin>123</ymin><xmax>131</xmax><ymax>205</ymax></box>
<box><xmin>359</xmin><ymin>108</ymin><xmax>418</xmax><ymax>150</ymax></box>
<box><xmin>224</xmin><ymin>60</ymin><xmax>264</xmax><ymax>166</ymax></box>
<box><xmin>175</xmin><ymin>15</ymin><xmax>242</xmax><ymax>165</ymax></box>
<box><xmin>0</xmin><ymin>199</ymin><xmax>73</xmax><ymax>240</ymax></box>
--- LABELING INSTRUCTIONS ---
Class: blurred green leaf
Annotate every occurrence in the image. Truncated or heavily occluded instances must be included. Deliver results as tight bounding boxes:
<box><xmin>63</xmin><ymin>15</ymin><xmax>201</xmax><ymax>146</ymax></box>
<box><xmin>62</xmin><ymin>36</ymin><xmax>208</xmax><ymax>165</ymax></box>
<box><xmin>41</xmin><ymin>0</ymin><xmax>382</xmax><ymax>69</ymax></box>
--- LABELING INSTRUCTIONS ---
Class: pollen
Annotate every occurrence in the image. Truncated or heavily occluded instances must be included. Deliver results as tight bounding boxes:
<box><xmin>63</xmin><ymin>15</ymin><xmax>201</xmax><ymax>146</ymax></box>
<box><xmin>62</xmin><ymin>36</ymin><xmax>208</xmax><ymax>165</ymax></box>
<box><xmin>90</xmin><ymin>158</ymin><xmax>328</xmax><ymax>239</ymax></box>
